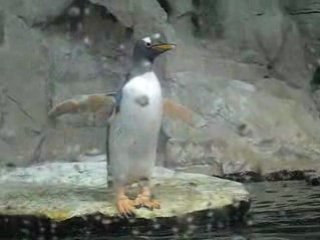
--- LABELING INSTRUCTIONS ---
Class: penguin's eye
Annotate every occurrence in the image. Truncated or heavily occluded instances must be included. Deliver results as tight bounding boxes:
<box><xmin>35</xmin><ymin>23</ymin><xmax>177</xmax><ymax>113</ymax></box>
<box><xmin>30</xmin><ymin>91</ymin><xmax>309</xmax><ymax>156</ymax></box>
<box><xmin>145</xmin><ymin>42</ymin><xmax>152</xmax><ymax>48</ymax></box>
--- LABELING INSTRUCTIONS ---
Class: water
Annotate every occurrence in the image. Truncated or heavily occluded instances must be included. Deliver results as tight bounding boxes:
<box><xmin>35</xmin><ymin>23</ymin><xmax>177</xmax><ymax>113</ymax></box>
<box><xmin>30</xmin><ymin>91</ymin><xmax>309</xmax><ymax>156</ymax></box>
<box><xmin>191</xmin><ymin>181</ymin><xmax>320</xmax><ymax>240</ymax></box>
<box><xmin>241</xmin><ymin>181</ymin><xmax>320</xmax><ymax>240</ymax></box>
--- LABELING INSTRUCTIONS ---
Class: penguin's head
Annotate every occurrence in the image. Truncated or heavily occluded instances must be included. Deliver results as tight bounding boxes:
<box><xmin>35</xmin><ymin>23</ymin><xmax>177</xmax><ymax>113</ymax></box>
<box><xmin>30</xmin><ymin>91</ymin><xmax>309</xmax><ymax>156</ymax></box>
<box><xmin>133</xmin><ymin>33</ymin><xmax>176</xmax><ymax>63</ymax></box>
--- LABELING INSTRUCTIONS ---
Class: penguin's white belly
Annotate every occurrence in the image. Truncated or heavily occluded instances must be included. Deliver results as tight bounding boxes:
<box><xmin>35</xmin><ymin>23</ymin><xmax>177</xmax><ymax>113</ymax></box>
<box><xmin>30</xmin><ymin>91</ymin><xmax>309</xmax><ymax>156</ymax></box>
<box><xmin>109</xmin><ymin>72</ymin><xmax>162</xmax><ymax>184</ymax></box>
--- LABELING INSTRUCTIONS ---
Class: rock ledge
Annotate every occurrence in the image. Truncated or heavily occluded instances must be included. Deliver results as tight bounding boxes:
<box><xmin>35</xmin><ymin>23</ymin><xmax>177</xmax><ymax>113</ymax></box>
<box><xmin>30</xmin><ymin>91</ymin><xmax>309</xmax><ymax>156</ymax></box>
<box><xmin>0</xmin><ymin>161</ymin><xmax>250</xmax><ymax>238</ymax></box>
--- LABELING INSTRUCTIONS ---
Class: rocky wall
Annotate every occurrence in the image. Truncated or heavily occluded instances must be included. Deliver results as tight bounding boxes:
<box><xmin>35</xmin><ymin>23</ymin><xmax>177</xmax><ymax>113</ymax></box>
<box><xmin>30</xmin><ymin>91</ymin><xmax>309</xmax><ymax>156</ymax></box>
<box><xmin>1</xmin><ymin>0</ymin><xmax>320</xmax><ymax>177</ymax></box>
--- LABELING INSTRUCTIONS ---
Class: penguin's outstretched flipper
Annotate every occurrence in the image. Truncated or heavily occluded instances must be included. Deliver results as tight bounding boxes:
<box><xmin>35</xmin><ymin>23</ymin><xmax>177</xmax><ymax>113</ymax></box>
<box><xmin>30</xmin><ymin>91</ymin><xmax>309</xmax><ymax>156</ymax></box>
<box><xmin>48</xmin><ymin>93</ymin><xmax>117</xmax><ymax>122</ymax></box>
<box><xmin>162</xmin><ymin>99</ymin><xmax>206</xmax><ymax>127</ymax></box>
<box><xmin>48</xmin><ymin>94</ymin><xmax>205</xmax><ymax>127</ymax></box>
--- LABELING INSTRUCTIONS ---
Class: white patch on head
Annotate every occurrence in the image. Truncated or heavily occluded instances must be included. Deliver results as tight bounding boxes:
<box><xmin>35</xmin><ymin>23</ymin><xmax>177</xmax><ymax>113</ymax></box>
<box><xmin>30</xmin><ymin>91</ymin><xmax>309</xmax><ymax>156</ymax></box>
<box><xmin>152</xmin><ymin>33</ymin><xmax>161</xmax><ymax>39</ymax></box>
<box><xmin>142</xmin><ymin>37</ymin><xmax>152</xmax><ymax>44</ymax></box>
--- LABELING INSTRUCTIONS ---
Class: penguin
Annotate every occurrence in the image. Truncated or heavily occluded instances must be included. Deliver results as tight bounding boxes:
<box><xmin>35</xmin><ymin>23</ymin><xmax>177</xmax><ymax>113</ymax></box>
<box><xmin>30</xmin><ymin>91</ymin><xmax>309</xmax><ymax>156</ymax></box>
<box><xmin>106</xmin><ymin>34</ymin><xmax>176</xmax><ymax>216</ymax></box>
<box><xmin>48</xmin><ymin>35</ymin><xmax>203</xmax><ymax>215</ymax></box>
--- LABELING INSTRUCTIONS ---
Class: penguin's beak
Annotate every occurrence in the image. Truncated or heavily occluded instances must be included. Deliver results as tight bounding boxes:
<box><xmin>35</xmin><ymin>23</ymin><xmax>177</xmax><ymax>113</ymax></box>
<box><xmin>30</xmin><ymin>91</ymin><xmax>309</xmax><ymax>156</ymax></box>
<box><xmin>151</xmin><ymin>43</ymin><xmax>176</xmax><ymax>53</ymax></box>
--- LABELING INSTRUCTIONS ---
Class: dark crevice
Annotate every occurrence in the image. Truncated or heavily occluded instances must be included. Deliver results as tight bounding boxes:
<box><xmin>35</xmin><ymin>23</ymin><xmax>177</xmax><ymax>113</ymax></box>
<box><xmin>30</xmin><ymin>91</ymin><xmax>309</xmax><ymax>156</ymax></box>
<box><xmin>0</xmin><ymin>86</ymin><xmax>7</xmax><ymax>129</ymax></box>
<box><xmin>310</xmin><ymin>66</ymin><xmax>320</xmax><ymax>92</ymax></box>
<box><xmin>157</xmin><ymin>0</ymin><xmax>172</xmax><ymax>16</ymax></box>
<box><xmin>30</xmin><ymin>133</ymin><xmax>46</xmax><ymax>164</ymax></box>
<box><xmin>289</xmin><ymin>10</ymin><xmax>320</xmax><ymax>15</ymax></box>
<box><xmin>191</xmin><ymin>13</ymin><xmax>201</xmax><ymax>35</ymax></box>
<box><xmin>192</xmin><ymin>0</ymin><xmax>201</xmax><ymax>9</ymax></box>
<box><xmin>0</xmin><ymin>10</ymin><xmax>4</xmax><ymax>46</ymax></box>
<box><xmin>190</xmin><ymin>0</ymin><xmax>223</xmax><ymax>38</ymax></box>
<box><xmin>221</xmin><ymin>169</ymin><xmax>316</xmax><ymax>183</ymax></box>
<box><xmin>6</xmin><ymin>94</ymin><xmax>37</xmax><ymax>124</ymax></box>
<box><xmin>124</xmin><ymin>27</ymin><xmax>134</xmax><ymax>40</ymax></box>
<box><xmin>97</xmin><ymin>4</ymin><xmax>117</xmax><ymax>22</ymax></box>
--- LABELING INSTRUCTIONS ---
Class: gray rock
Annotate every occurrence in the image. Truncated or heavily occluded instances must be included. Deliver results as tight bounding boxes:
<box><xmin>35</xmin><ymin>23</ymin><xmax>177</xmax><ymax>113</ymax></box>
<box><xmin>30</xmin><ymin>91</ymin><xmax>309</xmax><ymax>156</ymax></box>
<box><xmin>0</xmin><ymin>14</ymin><xmax>47</xmax><ymax>166</ymax></box>
<box><xmin>283</xmin><ymin>0</ymin><xmax>320</xmax><ymax>89</ymax></box>
<box><xmin>168</xmin><ymin>0</ymin><xmax>193</xmax><ymax>18</ymax></box>
<box><xmin>89</xmin><ymin>0</ymin><xmax>173</xmax><ymax>39</ymax></box>
<box><xmin>284</xmin><ymin>0</ymin><xmax>320</xmax><ymax>42</ymax></box>
<box><xmin>163</xmin><ymin>71</ymin><xmax>320</xmax><ymax>175</ymax></box>
<box><xmin>1</xmin><ymin>0</ymin><xmax>320</xmax><ymax>179</ymax></box>
<box><xmin>0</xmin><ymin>161</ymin><xmax>250</xmax><ymax>220</ymax></box>
<box><xmin>167</xmin><ymin>0</ymin><xmax>194</xmax><ymax>42</ymax></box>
<box><xmin>0</xmin><ymin>10</ymin><xmax>4</xmax><ymax>45</ymax></box>
<box><xmin>0</xmin><ymin>2</ymin><xmax>126</xmax><ymax>165</ymax></box>
<box><xmin>0</xmin><ymin>0</ymin><xmax>74</xmax><ymax>25</ymax></box>
<box><xmin>194</xmin><ymin>0</ymin><xmax>310</xmax><ymax>88</ymax></box>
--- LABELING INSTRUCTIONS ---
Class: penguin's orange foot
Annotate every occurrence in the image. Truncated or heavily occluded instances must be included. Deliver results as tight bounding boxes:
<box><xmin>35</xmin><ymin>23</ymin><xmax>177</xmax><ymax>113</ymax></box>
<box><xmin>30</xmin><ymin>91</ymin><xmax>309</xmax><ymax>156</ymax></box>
<box><xmin>116</xmin><ymin>196</ymin><xmax>136</xmax><ymax>217</ymax></box>
<box><xmin>134</xmin><ymin>187</ymin><xmax>160</xmax><ymax>210</ymax></box>
<box><xmin>134</xmin><ymin>194</ymin><xmax>160</xmax><ymax>210</ymax></box>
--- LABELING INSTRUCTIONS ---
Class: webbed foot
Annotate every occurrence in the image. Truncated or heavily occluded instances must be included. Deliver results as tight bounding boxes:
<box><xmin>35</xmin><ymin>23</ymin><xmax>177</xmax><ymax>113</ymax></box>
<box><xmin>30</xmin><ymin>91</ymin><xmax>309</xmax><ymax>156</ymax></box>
<box><xmin>116</xmin><ymin>187</ymin><xmax>135</xmax><ymax>217</ymax></box>
<box><xmin>134</xmin><ymin>187</ymin><xmax>160</xmax><ymax>210</ymax></box>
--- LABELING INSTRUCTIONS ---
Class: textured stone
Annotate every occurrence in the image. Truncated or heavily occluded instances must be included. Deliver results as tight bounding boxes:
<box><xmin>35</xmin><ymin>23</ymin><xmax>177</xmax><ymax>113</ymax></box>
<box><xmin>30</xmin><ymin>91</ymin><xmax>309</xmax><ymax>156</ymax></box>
<box><xmin>284</xmin><ymin>0</ymin><xmax>320</xmax><ymax>42</ymax></box>
<box><xmin>89</xmin><ymin>0</ymin><xmax>174</xmax><ymax>40</ymax></box>
<box><xmin>0</xmin><ymin>1</ymin><xmax>129</xmax><ymax>165</ymax></box>
<box><xmin>0</xmin><ymin>10</ymin><xmax>4</xmax><ymax>45</ymax></box>
<box><xmin>166</xmin><ymin>0</ymin><xmax>194</xmax><ymax>42</ymax></box>
<box><xmin>194</xmin><ymin>0</ymin><xmax>311</xmax><ymax>88</ymax></box>
<box><xmin>0</xmin><ymin>161</ymin><xmax>250</xmax><ymax>220</ymax></box>
<box><xmin>283</xmin><ymin>0</ymin><xmax>320</xmax><ymax>93</ymax></box>
<box><xmin>163</xmin><ymin>70</ymin><xmax>320</xmax><ymax>175</ymax></box>
<box><xmin>0</xmin><ymin>14</ymin><xmax>48</xmax><ymax>166</ymax></box>
<box><xmin>0</xmin><ymin>0</ymin><xmax>74</xmax><ymax>25</ymax></box>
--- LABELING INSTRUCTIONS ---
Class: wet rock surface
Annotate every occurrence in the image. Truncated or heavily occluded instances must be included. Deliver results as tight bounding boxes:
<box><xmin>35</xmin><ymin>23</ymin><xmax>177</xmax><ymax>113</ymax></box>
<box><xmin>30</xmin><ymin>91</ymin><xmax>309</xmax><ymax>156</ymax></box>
<box><xmin>305</xmin><ymin>171</ymin><xmax>320</xmax><ymax>186</ymax></box>
<box><xmin>222</xmin><ymin>169</ymin><xmax>313</xmax><ymax>183</ymax></box>
<box><xmin>0</xmin><ymin>161</ymin><xmax>250</xmax><ymax>238</ymax></box>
